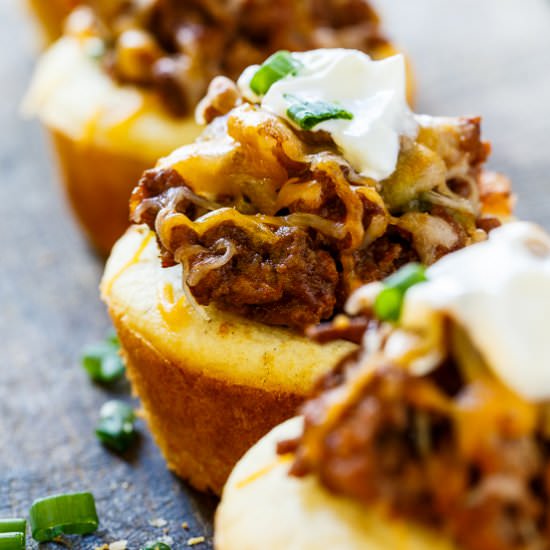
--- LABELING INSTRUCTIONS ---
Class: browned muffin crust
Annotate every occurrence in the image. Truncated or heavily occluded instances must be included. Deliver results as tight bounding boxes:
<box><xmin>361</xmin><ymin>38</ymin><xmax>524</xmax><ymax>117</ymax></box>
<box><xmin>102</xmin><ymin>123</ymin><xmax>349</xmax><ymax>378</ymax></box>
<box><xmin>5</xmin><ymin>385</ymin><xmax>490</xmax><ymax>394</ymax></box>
<box><xmin>285</xmin><ymin>319</ymin><xmax>550</xmax><ymax>550</ymax></box>
<box><xmin>113</xmin><ymin>314</ymin><xmax>304</xmax><ymax>493</ymax></box>
<box><xmin>68</xmin><ymin>0</ymin><xmax>389</xmax><ymax>117</ymax></box>
<box><xmin>130</xmin><ymin>87</ymin><xmax>511</xmax><ymax>330</ymax></box>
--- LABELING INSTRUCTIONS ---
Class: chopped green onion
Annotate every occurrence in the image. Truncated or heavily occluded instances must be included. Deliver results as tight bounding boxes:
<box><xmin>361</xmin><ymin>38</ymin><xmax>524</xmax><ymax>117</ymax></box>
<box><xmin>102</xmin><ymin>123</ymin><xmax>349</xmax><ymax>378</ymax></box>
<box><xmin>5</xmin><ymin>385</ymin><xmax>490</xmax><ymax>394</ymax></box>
<box><xmin>0</xmin><ymin>518</ymin><xmax>26</xmax><ymax>549</ymax></box>
<box><xmin>82</xmin><ymin>345</ymin><xmax>124</xmax><ymax>383</ymax></box>
<box><xmin>0</xmin><ymin>532</ymin><xmax>25</xmax><ymax>550</ymax></box>
<box><xmin>249</xmin><ymin>51</ymin><xmax>303</xmax><ymax>95</ymax></box>
<box><xmin>383</xmin><ymin>262</ymin><xmax>428</xmax><ymax>294</ymax></box>
<box><xmin>0</xmin><ymin>520</ymin><xmax>25</xmax><ymax>535</ymax></box>
<box><xmin>373</xmin><ymin>287</ymin><xmax>403</xmax><ymax>322</ymax></box>
<box><xmin>96</xmin><ymin>400</ymin><xmax>136</xmax><ymax>453</ymax></box>
<box><xmin>284</xmin><ymin>94</ymin><xmax>354</xmax><ymax>130</ymax></box>
<box><xmin>29</xmin><ymin>492</ymin><xmax>99</xmax><ymax>542</ymax></box>
<box><xmin>82</xmin><ymin>331</ymin><xmax>125</xmax><ymax>384</ymax></box>
<box><xmin>374</xmin><ymin>263</ymin><xmax>427</xmax><ymax>322</ymax></box>
<box><xmin>141</xmin><ymin>542</ymin><xmax>171</xmax><ymax>550</ymax></box>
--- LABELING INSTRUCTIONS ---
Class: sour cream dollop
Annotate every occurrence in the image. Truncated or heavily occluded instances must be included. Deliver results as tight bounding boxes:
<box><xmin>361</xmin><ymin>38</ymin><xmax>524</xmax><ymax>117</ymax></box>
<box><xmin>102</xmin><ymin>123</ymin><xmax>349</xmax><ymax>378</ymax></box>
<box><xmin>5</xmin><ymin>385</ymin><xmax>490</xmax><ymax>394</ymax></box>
<box><xmin>400</xmin><ymin>222</ymin><xmax>550</xmax><ymax>401</ymax></box>
<box><xmin>237</xmin><ymin>49</ymin><xmax>417</xmax><ymax>181</ymax></box>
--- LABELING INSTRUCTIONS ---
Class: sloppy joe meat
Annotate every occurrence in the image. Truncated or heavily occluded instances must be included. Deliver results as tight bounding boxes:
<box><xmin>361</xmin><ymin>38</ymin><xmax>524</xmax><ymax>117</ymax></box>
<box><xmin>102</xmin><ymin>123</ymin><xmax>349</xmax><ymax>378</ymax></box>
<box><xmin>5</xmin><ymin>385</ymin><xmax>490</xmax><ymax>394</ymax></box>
<box><xmin>131</xmin><ymin>102</ymin><xmax>510</xmax><ymax>330</ymax></box>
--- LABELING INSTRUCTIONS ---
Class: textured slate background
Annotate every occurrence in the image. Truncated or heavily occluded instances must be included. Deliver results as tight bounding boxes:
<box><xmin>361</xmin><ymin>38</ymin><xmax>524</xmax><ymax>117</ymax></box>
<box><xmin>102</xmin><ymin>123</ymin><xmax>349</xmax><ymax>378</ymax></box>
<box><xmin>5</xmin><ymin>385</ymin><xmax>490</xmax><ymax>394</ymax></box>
<box><xmin>1</xmin><ymin>0</ymin><xmax>549</xmax><ymax>548</ymax></box>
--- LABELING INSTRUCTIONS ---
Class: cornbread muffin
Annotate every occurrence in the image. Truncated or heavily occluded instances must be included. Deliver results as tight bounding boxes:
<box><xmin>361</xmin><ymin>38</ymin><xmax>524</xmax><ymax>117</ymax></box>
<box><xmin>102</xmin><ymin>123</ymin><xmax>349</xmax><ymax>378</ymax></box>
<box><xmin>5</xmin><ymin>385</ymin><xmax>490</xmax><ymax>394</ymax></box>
<box><xmin>25</xmin><ymin>0</ymin><xmax>407</xmax><ymax>254</ymax></box>
<box><xmin>101</xmin><ymin>225</ymin><xmax>355</xmax><ymax>493</ymax></box>
<box><xmin>102</xmin><ymin>48</ymin><xmax>512</xmax><ymax>493</ymax></box>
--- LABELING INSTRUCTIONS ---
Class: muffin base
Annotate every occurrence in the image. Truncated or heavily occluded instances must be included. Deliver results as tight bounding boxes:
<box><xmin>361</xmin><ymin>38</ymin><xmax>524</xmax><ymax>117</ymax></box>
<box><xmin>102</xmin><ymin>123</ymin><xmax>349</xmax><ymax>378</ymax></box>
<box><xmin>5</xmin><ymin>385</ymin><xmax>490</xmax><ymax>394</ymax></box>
<box><xmin>101</xmin><ymin>226</ymin><xmax>355</xmax><ymax>494</ymax></box>
<box><xmin>113</xmin><ymin>317</ymin><xmax>303</xmax><ymax>494</ymax></box>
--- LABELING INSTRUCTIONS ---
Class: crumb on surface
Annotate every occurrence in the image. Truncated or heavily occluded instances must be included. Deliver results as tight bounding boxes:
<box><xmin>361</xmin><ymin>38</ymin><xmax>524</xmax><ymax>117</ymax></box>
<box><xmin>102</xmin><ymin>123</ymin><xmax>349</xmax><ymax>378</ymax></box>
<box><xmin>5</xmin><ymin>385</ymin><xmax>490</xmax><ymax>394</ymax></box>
<box><xmin>181</xmin><ymin>522</ymin><xmax>189</xmax><ymax>530</ymax></box>
<box><xmin>187</xmin><ymin>536</ymin><xmax>206</xmax><ymax>546</ymax></box>
<box><xmin>149</xmin><ymin>517</ymin><xmax>168</xmax><ymax>528</ymax></box>
<box><xmin>109</xmin><ymin>541</ymin><xmax>128</xmax><ymax>550</ymax></box>
<box><xmin>93</xmin><ymin>545</ymin><xmax>109</xmax><ymax>550</ymax></box>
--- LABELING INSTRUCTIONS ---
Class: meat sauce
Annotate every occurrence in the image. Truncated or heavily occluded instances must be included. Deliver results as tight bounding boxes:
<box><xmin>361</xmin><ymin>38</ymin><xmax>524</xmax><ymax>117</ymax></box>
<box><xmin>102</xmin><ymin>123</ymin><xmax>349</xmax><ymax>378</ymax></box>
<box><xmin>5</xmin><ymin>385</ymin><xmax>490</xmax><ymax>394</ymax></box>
<box><xmin>130</xmin><ymin>89</ymin><xmax>509</xmax><ymax>329</ymax></box>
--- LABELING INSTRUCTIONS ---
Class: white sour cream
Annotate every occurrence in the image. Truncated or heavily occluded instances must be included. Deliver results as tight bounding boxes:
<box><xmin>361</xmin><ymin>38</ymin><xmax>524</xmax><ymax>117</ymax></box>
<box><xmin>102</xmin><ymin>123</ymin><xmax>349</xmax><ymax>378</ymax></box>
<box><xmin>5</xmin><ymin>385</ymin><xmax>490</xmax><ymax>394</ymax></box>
<box><xmin>399</xmin><ymin>222</ymin><xmax>550</xmax><ymax>401</ymax></box>
<box><xmin>237</xmin><ymin>49</ymin><xmax>417</xmax><ymax>181</ymax></box>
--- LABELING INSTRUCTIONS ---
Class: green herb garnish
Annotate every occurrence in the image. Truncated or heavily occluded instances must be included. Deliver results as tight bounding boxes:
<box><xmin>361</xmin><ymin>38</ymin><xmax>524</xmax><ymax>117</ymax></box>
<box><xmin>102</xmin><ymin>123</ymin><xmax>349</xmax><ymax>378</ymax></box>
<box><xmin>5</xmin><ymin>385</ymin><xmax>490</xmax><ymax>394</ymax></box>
<box><xmin>0</xmin><ymin>520</ymin><xmax>25</xmax><ymax>536</ymax></box>
<box><xmin>82</xmin><ymin>330</ymin><xmax>125</xmax><ymax>384</ymax></box>
<box><xmin>284</xmin><ymin>94</ymin><xmax>353</xmax><ymax>130</ymax></box>
<box><xmin>0</xmin><ymin>519</ymin><xmax>26</xmax><ymax>550</ymax></box>
<box><xmin>141</xmin><ymin>543</ymin><xmax>171</xmax><ymax>550</ymax></box>
<box><xmin>249</xmin><ymin>51</ymin><xmax>303</xmax><ymax>96</ymax></box>
<box><xmin>0</xmin><ymin>532</ymin><xmax>25</xmax><ymax>550</ymax></box>
<box><xmin>96</xmin><ymin>400</ymin><xmax>136</xmax><ymax>453</ymax></box>
<box><xmin>374</xmin><ymin>263</ymin><xmax>427</xmax><ymax>322</ymax></box>
<box><xmin>29</xmin><ymin>492</ymin><xmax>99</xmax><ymax>542</ymax></box>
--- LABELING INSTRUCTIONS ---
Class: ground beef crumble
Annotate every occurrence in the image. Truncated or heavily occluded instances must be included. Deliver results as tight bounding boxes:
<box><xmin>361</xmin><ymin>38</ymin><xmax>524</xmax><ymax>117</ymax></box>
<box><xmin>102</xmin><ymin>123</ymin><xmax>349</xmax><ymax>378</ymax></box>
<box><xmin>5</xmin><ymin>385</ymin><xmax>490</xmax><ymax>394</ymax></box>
<box><xmin>182</xmin><ymin>223</ymin><xmax>339</xmax><ymax>330</ymax></box>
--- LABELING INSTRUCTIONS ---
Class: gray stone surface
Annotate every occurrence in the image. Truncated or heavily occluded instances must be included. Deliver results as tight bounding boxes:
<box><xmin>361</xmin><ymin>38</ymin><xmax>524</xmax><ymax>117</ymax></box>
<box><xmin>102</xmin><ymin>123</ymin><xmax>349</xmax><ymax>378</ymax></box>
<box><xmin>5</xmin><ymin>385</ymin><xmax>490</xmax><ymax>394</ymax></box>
<box><xmin>1</xmin><ymin>0</ymin><xmax>549</xmax><ymax>548</ymax></box>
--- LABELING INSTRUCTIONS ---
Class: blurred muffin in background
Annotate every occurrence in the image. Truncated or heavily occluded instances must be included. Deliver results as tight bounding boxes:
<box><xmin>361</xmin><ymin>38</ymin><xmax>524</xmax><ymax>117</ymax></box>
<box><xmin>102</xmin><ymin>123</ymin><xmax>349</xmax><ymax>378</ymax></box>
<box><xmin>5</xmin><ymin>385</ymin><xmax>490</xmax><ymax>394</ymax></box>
<box><xmin>23</xmin><ymin>0</ymin><xmax>411</xmax><ymax>255</ymax></box>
